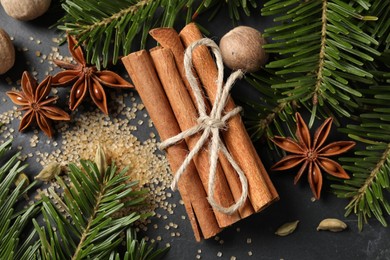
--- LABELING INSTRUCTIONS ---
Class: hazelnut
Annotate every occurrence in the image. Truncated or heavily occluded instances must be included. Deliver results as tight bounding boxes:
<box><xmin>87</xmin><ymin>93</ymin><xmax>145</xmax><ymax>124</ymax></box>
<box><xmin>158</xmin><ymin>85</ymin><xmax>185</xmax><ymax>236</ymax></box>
<box><xmin>0</xmin><ymin>28</ymin><xmax>15</xmax><ymax>75</ymax></box>
<box><xmin>1</xmin><ymin>0</ymin><xmax>51</xmax><ymax>21</ymax></box>
<box><xmin>219</xmin><ymin>26</ymin><xmax>268</xmax><ymax>73</ymax></box>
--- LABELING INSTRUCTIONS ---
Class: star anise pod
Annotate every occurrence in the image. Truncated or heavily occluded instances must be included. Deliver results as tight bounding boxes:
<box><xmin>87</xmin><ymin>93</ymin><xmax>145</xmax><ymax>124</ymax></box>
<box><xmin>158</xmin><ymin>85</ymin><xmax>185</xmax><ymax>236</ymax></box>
<box><xmin>6</xmin><ymin>71</ymin><xmax>70</xmax><ymax>138</ymax></box>
<box><xmin>51</xmin><ymin>34</ymin><xmax>133</xmax><ymax>114</ymax></box>
<box><xmin>271</xmin><ymin>112</ymin><xmax>355</xmax><ymax>199</ymax></box>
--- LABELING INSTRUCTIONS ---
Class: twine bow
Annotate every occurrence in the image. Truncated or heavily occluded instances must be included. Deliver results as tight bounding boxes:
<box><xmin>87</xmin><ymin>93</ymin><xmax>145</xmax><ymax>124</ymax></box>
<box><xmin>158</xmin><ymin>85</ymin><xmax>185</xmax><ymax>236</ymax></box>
<box><xmin>159</xmin><ymin>38</ymin><xmax>248</xmax><ymax>215</ymax></box>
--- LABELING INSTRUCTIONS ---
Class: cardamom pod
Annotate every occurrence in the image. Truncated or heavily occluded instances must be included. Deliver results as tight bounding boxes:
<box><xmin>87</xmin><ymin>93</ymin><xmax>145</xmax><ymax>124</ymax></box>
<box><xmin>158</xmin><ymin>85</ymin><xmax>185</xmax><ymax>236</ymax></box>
<box><xmin>275</xmin><ymin>220</ymin><xmax>299</xmax><ymax>236</ymax></box>
<box><xmin>34</xmin><ymin>162</ymin><xmax>62</xmax><ymax>181</ymax></box>
<box><xmin>14</xmin><ymin>172</ymin><xmax>29</xmax><ymax>189</ymax></box>
<box><xmin>95</xmin><ymin>144</ymin><xmax>107</xmax><ymax>175</ymax></box>
<box><xmin>317</xmin><ymin>218</ymin><xmax>347</xmax><ymax>232</ymax></box>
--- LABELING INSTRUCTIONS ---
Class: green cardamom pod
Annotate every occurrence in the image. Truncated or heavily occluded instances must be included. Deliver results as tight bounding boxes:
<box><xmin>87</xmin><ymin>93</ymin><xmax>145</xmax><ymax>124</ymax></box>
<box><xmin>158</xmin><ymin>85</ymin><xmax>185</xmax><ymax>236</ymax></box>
<box><xmin>35</xmin><ymin>162</ymin><xmax>62</xmax><ymax>181</ymax></box>
<box><xmin>317</xmin><ymin>218</ymin><xmax>347</xmax><ymax>232</ymax></box>
<box><xmin>95</xmin><ymin>144</ymin><xmax>107</xmax><ymax>175</ymax></box>
<box><xmin>275</xmin><ymin>220</ymin><xmax>299</xmax><ymax>236</ymax></box>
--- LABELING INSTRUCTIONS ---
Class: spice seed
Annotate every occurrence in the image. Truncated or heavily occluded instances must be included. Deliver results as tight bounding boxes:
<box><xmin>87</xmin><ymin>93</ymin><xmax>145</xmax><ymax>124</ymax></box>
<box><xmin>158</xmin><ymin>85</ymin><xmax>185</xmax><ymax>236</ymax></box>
<box><xmin>317</xmin><ymin>218</ymin><xmax>347</xmax><ymax>232</ymax></box>
<box><xmin>275</xmin><ymin>220</ymin><xmax>299</xmax><ymax>237</ymax></box>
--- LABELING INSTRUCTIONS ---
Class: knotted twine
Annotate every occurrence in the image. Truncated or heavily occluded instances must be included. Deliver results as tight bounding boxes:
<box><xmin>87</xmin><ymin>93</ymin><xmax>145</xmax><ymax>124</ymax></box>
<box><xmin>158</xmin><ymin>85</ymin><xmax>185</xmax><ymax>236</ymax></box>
<box><xmin>159</xmin><ymin>38</ymin><xmax>248</xmax><ymax>215</ymax></box>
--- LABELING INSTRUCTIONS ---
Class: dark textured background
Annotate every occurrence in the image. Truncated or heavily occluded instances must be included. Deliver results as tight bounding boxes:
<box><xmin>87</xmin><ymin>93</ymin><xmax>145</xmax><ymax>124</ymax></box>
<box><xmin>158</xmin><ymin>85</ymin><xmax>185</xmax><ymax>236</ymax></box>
<box><xmin>0</xmin><ymin>2</ymin><xmax>389</xmax><ymax>260</ymax></box>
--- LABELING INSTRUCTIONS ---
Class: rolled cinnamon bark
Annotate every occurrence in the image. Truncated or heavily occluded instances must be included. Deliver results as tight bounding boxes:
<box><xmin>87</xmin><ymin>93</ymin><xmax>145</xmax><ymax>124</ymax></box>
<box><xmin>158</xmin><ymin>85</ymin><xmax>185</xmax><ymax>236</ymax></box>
<box><xmin>122</xmin><ymin>50</ymin><xmax>221</xmax><ymax>240</ymax></box>
<box><xmin>179</xmin><ymin>23</ymin><xmax>279</xmax><ymax>212</ymax></box>
<box><xmin>149</xmin><ymin>28</ymin><xmax>199</xmax><ymax>103</ymax></box>
<box><xmin>150</xmin><ymin>46</ymin><xmax>242</xmax><ymax>226</ymax></box>
<box><xmin>148</xmin><ymin>35</ymin><xmax>254</xmax><ymax>219</ymax></box>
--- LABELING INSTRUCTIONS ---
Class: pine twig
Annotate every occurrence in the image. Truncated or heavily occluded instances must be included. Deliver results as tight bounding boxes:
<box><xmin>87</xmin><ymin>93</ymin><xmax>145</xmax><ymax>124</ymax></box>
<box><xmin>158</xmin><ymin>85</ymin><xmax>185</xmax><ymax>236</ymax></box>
<box><xmin>110</xmin><ymin>229</ymin><xmax>170</xmax><ymax>259</ymax></box>
<box><xmin>334</xmin><ymin>80</ymin><xmax>390</xmax><ymax>230</ymax></box>
<box><xmin>245</xmin><ymin>0</ymin><xmax>379</xmax><ymax>141</ymax></box>
<box><xmin>330</xmin><ymin>0</ymin><xmax>390</xmax><ymax>230</ymax></box>
<box><xmin>57</xmin><ymin>0</ymin><xmax>257</xmax><ymax>69</ymax></box>
<box><xmin>0</xmin><ymin>139</ymin><xmax>39</xmax><ymax>260</ymax></box>
<box><xmin>242</xmin><ymin>70</ymin><xmax>297</xmax><ymax>143</ymax></box>
<box><xmin>33</xmin><ymin>157</ymin><xmax>167</xmax><ymax>259</ymax></box>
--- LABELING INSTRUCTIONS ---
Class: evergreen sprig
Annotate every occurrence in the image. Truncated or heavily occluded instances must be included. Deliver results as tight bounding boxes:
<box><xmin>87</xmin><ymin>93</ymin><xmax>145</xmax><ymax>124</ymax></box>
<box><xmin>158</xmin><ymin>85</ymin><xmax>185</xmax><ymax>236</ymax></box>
<box><xmin>0</xmin><ymin>139</ymin><xmax>39</xmax><ymax>260</ymax></box>
<box><xmin>192</xmin><ymin>0</ymin><xmax>257</xmax><ymax>21</ymax></box>
<box><xmin>333</xmin><ymin>80</ymin><xmax>390</xmax><ymax>230</ymax></box>
<box><xmin>57</xmin><ymin>0</ymin><xmax>255</xmax><ymax>69</ymax></box>
<box><xmin>244</xmin><ymin>70</ymin><xmax>297</xmax><ymax>143</ymax></box>
<box><xmin>363</xmin><ymin>0</ymin><xmax>390</xmax><ymax>51</ymax></box>
<box><xmin>110</xmin><ymin>229</ymin><xmax>169</xmax><ymax>260</ymax></box>
<box><xmin>243</xmin><ymin>0</ymin><xmax>390</xmax><ymax>230</ymax></box>
<box><xmin>33</xmin><ymin>158</ymin><xmax>167</xmax><ymax>259</ymax></box>
<box><xmin>362</xmin><ymin>0</ymin><xmax>390</xmax><ymax>70</ymax></box>
<box><xmin>331</xmin><ymin>1</ymin><xmax>390</xmax><ymax>229</ymax></box>
<box><xmin>245</xmin><ymin>0</ymin><xmax>379</xmax><ymax>141</ymax></box>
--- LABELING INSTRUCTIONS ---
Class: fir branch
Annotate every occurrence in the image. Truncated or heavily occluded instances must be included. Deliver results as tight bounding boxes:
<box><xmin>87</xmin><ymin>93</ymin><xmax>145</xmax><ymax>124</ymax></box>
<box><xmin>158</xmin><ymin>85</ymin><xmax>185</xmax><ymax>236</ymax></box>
<box><xmin>334</xmin><ymin>75</ymin><xmax>390</xmax><ymax>230</ymax></box>
<box><xmin>0</xmin><ymin>139</ymin><xmax>39</xmax><ymax>260</ymax></box>
<box><xmin>73</xmin><ymin>1</ymin><xmax>149</xmax><ymax>37</ymax></box>
<box><xmin>57</xmin><ymin>0</ymin><xmax>257</xmax><ymax>69</ymax></box>
<box><xmin>262</xmin><ymin>0</ymin><xmax>379</xmax><ymax>117</ymax></box>
<box><xmin>363</xmin><ymin>0</ymin><xmax>390</xmax><ymax>51</ymax></box>
<box><xmin>33</xmin><ymin>157</ymin><xmax>166</xmax><ymax>259</ymax></box>
<box><xmin>242</xmin><ymin>70</ymin><xmax>344</xmax><ymax>147</ymax></box>
<box><xmin>362</xmin><ymin>0</ymin><xmax>390</xmax><ymax>70</ymax></box>
<box><xmin>58</xmin><ymin>0</ymin><xmax>164</xmax><ymax>69</ymax></box>
<box><xmin>246</xmin><ymin>0</ymin><xmax>378</xmax><ymax>137</ymax></box>
<box><xmin>243</xmin><ymin>71</ymin><xmax>297</xmax><ymax>142</ymax></box>
<box><xmin>109</xmin><ymin>229</ymin><xmax>170</xmax><ymax>260</ymax></box>
<box><xmin>334</xmin><ymin>143</ymin><xmax>390</xmax><ymax>230</ymax></box>
<box><xmin>312</xmin><ymin>0</ymin><xmax>331</xmax><ymax>107</ymax></box>
<box><xmin>192</xmin><ymin>0</ymin><xmax>258</xmax><ymax>21</ymax></box>
<box><xmin>330</xmin><ymin>0</ymin><xmax>390</xmax><ymax>230</ymax></box>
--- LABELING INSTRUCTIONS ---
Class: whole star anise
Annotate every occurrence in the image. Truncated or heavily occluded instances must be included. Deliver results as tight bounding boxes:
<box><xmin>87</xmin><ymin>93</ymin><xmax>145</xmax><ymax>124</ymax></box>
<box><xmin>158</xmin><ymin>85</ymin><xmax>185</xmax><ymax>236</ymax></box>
<box><xmin>6</xmin><ymin>71</ymin><xmax>70</xmax><ymax>138</ymax></box>
<box><xmin>271</xmin><ymin>113</ymin><xmax>355</xmax><ymax>199</ymax></box>
<box><xmin>51</xmin><ymin>34</ymin><xmax>133</xmax><ymax>114</ymax></box>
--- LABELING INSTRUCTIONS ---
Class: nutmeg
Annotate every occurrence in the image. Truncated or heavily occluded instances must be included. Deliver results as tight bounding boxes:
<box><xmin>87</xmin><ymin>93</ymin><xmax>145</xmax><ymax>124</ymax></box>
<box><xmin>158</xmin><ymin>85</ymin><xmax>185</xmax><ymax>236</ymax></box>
<box><xmin>1</xmin><ymin>0</ymin><xmax>51</xmax><ymax>21</ymax></box>
<box><xmin>0</xmin><ymin>28</ymin><xmax>15</xmax><ymax>75</ymax></box>
<box><xmin>219</xmin><ymin>26</ymin><xmax>268</xmax><ymax>73</ymax></box>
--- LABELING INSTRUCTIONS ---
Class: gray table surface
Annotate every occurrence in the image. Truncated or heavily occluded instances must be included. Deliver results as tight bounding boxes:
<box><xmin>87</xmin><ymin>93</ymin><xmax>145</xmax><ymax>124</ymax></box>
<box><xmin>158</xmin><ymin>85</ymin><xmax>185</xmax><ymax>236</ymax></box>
<box><xmin>0</xmin><ymin>3</ymin><xmax>389</xmax><ymax>260</ymax></box>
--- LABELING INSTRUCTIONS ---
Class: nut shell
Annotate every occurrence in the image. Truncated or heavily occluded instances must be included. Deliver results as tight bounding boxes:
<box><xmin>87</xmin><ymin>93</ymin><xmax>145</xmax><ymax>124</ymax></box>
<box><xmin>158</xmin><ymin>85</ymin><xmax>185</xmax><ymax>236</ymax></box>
<box><xmin>0</xmin><ymin>28</ymin><xmax>15</xmax><ymax>75</ymax></box>
<box><xmin>219</xmin><ymin>26</ymin><xmax>268</xmax><ymax>73</ymax></box>
<box><xmin>1</xmin><ymin>0</ymin><xmax>51</xmax><ymax>21</ymax></box>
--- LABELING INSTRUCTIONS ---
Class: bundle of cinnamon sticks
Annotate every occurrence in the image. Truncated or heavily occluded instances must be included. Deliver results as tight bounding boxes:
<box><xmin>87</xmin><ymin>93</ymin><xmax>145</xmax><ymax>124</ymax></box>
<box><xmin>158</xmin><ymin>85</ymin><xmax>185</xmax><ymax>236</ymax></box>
<box><xmin>122</xmin><ymin>23</ymin><xmax>279</xmax><ymax>241</ymax></box>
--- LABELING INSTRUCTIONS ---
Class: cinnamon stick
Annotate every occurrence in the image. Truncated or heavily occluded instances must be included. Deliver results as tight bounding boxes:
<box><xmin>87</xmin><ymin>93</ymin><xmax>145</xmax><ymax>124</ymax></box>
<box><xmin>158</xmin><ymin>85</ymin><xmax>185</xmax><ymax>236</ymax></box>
<box><xmin>149</xmin><ymin>31</ymin><xmax>254</xmax><ymax>219</ymax></box>
<box><xmin>122</xmin><ymin>50</ymin><xmax>221</xmax><ymax>240</ymax></box>
<box><xmin>149</xmin><ymin>28</ymin><xmax>199</xmax><ymax>103</ymax></box>
<box><xmin>179</xmin><ymin>23</ymin><xmax>279</xmax><ymax>212</ymax></box>
<box><xmin>150</xmin><ymin>46</ymin><xmax>242</xmax><ymax>226</ymax></box>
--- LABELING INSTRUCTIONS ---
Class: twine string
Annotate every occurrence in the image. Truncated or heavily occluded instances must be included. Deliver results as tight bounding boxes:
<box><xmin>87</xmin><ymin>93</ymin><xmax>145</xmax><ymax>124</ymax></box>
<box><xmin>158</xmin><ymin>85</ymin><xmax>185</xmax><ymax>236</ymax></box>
<box><xmin>159</xmin><ymin>38</ymin><xmax>248</xmax><ymax>215</ymax></box>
